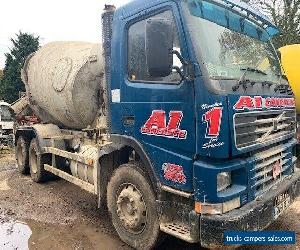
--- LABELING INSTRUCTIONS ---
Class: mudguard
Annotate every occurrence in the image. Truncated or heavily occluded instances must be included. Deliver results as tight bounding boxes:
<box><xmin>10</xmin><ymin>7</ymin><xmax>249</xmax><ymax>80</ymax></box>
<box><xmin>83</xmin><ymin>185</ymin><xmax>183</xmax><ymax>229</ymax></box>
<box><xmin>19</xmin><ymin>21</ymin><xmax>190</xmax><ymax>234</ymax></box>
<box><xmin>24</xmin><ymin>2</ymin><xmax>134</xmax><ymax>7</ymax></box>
<box><xmin>15</xmin><ymin>124</ymin><xmax>66</xmax><ymax>151</ymax></box>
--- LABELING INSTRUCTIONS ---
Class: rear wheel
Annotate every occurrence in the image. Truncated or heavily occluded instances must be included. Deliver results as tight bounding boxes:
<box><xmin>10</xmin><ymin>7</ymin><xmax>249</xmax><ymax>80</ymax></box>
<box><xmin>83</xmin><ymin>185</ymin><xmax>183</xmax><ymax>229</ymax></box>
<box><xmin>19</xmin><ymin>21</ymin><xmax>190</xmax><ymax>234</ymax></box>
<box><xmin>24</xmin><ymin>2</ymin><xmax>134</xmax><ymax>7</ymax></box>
<box><xmin>16</xmin><ymin>136</ymin><xmax>30</xmax><ymax>174</ymax></box>
<box><xmin>29</xmin><ymin>138</ymin><xmax>50</xmax><ymax>182</ymax></box>
<box><xmin>107</xmin><ymin>163</ymin><xmax>162</xmax><ymax>250</ymax></box>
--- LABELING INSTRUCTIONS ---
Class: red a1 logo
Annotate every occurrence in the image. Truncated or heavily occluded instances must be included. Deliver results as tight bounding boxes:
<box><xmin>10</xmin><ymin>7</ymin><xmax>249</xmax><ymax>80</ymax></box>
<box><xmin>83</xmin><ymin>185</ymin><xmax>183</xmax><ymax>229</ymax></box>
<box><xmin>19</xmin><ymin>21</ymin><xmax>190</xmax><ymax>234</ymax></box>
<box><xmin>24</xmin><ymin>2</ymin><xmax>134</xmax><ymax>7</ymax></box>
<box><xmin>141</xmin><ymin>110</ymin><xmax>187</xmax><ymax>139</ymax></box>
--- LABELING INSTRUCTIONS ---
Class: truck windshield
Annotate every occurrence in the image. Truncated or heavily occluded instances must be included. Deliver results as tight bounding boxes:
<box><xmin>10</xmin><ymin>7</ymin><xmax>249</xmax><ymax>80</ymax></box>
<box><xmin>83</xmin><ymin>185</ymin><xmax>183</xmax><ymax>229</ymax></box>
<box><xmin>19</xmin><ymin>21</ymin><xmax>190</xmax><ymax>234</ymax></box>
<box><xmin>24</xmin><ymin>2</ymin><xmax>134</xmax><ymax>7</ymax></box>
<box><xmin>0</xmin><ymin>105</ymin><xmax>12</xmax><ymax>121</ymax></box>
<box><xmin>182</xmin><ymin>1</ymin><xmax>285</xmax><ymax>86</ymax></box>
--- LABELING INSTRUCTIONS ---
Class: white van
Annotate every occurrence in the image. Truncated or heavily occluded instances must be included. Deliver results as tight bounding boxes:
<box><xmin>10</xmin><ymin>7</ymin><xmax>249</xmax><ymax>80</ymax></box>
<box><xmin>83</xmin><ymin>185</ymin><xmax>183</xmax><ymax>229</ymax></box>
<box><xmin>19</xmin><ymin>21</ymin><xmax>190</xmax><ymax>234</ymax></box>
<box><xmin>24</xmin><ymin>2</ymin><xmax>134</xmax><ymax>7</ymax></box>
<box><xmin>0</xmin><ymin>101</ymin><xmax>13</xmax><ymax>144</ymax></box>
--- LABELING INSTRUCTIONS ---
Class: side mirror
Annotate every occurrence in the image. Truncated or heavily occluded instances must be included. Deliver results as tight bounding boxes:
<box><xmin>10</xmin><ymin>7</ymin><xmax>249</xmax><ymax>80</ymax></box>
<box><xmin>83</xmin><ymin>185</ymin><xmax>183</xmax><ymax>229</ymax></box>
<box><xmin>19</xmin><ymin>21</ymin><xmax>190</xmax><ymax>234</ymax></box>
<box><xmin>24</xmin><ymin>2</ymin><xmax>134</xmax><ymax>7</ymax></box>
<box><xmin>145</xmin><ymin>18</ymin><xmax>174</xmax><ymax>78</ymax></box>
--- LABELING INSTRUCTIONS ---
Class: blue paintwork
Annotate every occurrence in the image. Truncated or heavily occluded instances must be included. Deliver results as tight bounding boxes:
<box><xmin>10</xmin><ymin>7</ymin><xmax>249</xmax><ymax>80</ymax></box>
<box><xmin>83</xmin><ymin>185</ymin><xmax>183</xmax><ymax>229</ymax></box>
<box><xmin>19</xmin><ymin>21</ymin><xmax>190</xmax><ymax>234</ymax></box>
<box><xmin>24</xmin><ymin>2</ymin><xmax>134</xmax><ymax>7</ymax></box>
<box><xmin>109</xmin><ymin>0</ymin><xmax>295</xmax><ymax>204</ymax></box>
<box><xmin>193</xmin><ymin>157</ymin><xmax>248</xmax><ymax>203</ymax></box>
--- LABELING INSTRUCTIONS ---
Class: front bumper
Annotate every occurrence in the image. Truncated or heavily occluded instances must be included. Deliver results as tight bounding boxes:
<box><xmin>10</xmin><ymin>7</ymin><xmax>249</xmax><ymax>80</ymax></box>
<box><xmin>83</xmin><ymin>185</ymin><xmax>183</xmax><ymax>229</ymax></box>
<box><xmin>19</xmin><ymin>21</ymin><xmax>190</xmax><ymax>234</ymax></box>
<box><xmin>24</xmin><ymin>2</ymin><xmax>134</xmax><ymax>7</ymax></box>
<box><xmin>198</xmin><ymin>169</ymin><xmax>300</xmax><ymax>248</ymax></box>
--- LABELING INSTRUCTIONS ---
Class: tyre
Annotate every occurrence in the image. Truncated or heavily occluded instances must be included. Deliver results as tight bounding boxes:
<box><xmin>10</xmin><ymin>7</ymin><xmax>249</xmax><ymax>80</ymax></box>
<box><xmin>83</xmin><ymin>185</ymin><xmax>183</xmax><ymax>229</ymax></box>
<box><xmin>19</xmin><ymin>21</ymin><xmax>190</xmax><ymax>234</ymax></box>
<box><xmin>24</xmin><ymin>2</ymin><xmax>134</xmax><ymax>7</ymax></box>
<box><xmin>29</xmin><ymin>138</ymin><xmax>50</xmax><ymax>182</ymax></box>
<box><xmin>16</xmin><ymin>136</ymin><xmax>30</xmax><ymax>174</ymax></box>
<box><xmin>107</xmin><ymin>163</ymin><xmax>161</xmax><ymax>250</ymax></box>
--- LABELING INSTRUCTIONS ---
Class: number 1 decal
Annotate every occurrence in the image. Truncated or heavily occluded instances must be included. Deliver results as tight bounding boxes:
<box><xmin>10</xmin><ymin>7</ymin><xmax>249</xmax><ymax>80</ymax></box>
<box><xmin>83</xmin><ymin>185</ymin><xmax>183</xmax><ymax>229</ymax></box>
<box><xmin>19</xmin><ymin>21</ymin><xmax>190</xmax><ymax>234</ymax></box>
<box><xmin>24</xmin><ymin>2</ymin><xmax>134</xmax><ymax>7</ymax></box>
<box><xmin>202</xmin><ymin>107</ymin><xmax>222</xmax><ymax>138</ymax></box>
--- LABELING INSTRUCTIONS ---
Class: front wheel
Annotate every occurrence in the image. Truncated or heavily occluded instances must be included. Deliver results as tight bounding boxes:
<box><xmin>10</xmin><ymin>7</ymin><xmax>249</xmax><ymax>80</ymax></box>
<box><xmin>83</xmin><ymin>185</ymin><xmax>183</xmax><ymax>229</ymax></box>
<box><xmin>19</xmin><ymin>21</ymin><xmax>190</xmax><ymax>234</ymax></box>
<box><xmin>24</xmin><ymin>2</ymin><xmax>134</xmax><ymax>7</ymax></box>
<box><xmin>107</xmin><ymin>163</ymin><xmax>162</xmax><ymax>250</ymax></box>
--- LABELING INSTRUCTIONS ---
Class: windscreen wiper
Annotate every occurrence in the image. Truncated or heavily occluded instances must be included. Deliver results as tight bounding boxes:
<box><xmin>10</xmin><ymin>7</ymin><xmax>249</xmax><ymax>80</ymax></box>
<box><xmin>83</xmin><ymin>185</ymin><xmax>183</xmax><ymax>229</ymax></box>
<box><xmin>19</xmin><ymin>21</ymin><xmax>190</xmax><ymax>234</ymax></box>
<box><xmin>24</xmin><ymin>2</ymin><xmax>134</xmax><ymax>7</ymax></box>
<box><xmin>273</xmin><ymin>74</ymin><xmax>293</xmax><ymax>94</ymax></box>
<box><xmin>240</xmin><ymin>67</ymin><xmax>267</xmax><ymax>76</ymax></box>
<box><xmin>274</xmin><ymin>83</ymin><xmax>293</xmax><ymax>94</ymax></box>
<box><xmin>232</xmin><ymin>67</ymin><xmax>267</xmax><ymax>91</ymax></box>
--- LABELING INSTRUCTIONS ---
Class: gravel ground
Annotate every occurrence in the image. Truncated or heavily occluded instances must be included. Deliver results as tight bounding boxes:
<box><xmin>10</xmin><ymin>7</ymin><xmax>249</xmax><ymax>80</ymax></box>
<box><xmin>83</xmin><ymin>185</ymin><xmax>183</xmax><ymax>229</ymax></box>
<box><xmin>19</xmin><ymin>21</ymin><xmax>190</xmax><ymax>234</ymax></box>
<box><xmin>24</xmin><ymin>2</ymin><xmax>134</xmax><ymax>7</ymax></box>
<box><xmin>0</xmin><ymin>151</ymin><xmax>299</xmax><ymax>250</ymax></box>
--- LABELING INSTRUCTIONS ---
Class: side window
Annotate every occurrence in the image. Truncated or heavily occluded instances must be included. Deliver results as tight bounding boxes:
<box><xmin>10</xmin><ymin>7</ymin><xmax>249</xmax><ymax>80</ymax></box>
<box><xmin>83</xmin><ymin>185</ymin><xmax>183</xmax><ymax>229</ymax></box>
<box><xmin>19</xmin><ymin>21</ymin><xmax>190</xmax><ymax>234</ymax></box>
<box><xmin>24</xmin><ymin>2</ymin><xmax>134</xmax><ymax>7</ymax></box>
<box><xmin>128</xmin><ymin>10</ymin><xmax>182</xmax><ymax>83</ymax></box>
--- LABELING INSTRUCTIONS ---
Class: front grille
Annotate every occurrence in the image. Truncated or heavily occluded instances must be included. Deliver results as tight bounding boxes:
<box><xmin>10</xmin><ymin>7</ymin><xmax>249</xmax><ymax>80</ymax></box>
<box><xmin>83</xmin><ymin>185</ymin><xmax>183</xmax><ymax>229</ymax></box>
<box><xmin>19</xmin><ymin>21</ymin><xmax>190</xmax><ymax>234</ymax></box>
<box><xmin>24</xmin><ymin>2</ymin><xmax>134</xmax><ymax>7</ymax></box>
<box><xmin>251</xmin><ymin>139</ymin><xmax>296</xmax><ymax>196</ymax></box>
<box><xmin>234</xmin><ymin>109</ymin><xmax>296</xmax><ymax>149</ymax></box>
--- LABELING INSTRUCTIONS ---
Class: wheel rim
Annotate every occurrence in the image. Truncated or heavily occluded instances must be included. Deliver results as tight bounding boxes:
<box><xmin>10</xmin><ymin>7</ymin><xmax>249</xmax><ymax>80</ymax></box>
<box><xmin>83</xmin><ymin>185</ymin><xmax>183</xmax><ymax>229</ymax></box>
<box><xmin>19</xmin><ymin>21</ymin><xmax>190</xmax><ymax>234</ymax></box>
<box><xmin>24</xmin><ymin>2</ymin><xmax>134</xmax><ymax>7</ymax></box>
<box><xmin>17</xmin><ymin>144</ymin><xmax>24</xmax><ymax>167</ymax></box>
<box><xmin>116</xmin><ymin>183</ymin><xmax>147</xmax><ymax>234</ymax></box>
<box><xmin>30</xmin><ymin>148</ymin><xmax>38</xmax><ymax>174</ymax></box>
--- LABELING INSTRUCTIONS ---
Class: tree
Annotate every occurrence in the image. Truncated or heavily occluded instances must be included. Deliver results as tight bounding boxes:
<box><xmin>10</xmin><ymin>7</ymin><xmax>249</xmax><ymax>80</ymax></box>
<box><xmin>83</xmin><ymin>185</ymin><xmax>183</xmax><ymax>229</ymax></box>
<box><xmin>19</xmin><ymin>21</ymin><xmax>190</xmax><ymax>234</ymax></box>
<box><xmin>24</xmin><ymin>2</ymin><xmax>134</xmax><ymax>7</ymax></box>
<box><xmin>0</xmin><ymin>32</ymin><xmax>39</xmax><ymax>103</ymax></box>
<box><xmin>249</xmin><ymin>0</ymin><xmax>300</xmax><ymax>48</ymax></box>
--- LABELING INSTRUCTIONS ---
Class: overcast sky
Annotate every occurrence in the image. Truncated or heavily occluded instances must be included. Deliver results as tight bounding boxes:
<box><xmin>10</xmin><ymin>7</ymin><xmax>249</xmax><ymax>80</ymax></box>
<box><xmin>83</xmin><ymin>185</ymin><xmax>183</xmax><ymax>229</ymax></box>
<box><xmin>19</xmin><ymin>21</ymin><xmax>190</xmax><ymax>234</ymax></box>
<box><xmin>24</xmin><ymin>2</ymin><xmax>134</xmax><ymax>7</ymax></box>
<box><xmin>0</xmin><ymin>0</ymin><xmax>130</xmax><ymax>68</ymax></box>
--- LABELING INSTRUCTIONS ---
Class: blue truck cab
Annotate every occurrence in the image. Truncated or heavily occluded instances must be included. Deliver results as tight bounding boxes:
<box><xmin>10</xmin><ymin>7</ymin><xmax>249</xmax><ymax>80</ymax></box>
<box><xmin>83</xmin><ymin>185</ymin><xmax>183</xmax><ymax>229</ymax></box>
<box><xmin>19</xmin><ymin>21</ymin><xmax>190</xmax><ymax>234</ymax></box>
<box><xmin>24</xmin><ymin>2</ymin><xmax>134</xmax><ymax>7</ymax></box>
<box><xmin>105</xmin><ymin>0</ymin><xmax>300</xmax><ymax>248</ymax></box>
<box><xmin>14</xmin><ymin>0</ymin><xmax>300</xmax><ymax>249</ymax></box>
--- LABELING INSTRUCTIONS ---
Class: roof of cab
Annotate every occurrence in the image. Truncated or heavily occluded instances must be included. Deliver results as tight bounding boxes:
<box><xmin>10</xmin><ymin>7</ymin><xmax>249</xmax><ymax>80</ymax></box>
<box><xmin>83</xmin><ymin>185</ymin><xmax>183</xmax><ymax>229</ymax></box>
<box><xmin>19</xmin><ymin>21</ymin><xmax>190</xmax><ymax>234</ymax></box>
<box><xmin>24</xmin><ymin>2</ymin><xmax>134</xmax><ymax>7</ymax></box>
<box><xmin>115</xmin><ymin>0</ymin><xmax>169</xmax><ymax>19</ymax></box>
<box><xmin>116</xmin><ymin>0</ymin><xmax>278</xmax><ymax>35</ymax></box>
<box><xmin>118</xmin><ymin>0</ymin><xmax>269</xmax><ymax>21</ymax></box>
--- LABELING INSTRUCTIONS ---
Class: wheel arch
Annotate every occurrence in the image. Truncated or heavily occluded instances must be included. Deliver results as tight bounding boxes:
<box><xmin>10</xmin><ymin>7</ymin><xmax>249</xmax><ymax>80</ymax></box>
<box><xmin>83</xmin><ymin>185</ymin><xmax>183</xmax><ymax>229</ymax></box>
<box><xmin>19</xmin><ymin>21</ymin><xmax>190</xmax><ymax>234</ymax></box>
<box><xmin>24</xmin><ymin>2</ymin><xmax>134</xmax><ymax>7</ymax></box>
<box><xmin>98</xmin><ymin>134</ymin><xmax>160</xmax><ymax>207</ymax></box>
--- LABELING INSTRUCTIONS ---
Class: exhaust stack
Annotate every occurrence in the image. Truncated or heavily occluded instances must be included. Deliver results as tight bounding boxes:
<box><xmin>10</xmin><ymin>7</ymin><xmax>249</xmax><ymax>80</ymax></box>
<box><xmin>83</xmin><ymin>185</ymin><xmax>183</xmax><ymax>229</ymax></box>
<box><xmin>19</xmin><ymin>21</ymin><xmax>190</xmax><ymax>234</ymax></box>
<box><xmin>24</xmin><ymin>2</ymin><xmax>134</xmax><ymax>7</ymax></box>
<box><xmin>101</xmin><ymin>4</ymin><xmax>116</xmax><ymax>131</ymax></box>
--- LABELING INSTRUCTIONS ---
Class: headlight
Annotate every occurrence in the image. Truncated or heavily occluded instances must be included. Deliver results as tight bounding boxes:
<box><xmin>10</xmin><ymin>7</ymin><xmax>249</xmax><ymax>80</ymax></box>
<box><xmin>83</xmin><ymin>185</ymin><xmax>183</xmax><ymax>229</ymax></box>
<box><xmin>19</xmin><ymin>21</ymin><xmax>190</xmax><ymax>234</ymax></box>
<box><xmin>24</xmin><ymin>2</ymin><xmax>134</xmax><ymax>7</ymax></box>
<box><xmin>217</xmin><ymin>172</ymin><xmax>231</xmax><ymax>192</ymax></box>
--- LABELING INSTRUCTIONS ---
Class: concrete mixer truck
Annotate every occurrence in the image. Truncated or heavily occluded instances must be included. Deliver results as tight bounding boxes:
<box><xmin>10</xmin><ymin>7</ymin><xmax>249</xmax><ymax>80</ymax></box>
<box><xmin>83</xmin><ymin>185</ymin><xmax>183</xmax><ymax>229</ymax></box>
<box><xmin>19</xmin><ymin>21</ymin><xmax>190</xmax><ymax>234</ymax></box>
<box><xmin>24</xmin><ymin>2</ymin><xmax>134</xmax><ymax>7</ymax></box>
<box><xmin>12</xmin><ymin>1</ymin><xmax>300</xmax><ymax>249</ymax></box>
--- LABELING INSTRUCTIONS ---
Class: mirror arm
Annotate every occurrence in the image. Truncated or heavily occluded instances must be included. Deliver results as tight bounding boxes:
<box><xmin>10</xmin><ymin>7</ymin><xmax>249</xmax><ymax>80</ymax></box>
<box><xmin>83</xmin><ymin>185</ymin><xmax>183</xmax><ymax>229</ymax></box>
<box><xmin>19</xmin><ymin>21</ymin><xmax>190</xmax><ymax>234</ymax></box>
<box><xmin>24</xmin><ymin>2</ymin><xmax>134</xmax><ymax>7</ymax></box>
<box><xmin>172</xmin><ymin>66</ymin><xmax>185</xmax><ymax>79</ymax></box>
<box><xmin>172</xmin><ymin>50</ymin><xmax>195</xmax><ymax>81</ymax></box>
<box><xmin>172</xmin><ymin>50</ymin><xmax>188</xmax><ymax>66</ymax></box>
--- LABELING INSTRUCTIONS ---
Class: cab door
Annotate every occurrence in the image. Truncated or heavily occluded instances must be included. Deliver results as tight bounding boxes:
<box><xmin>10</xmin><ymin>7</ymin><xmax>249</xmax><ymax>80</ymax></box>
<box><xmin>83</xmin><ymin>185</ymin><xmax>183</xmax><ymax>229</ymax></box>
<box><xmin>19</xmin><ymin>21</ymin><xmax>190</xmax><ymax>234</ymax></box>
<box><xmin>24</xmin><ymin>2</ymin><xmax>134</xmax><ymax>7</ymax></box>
<box><xmin>113</xmin><ymin>2</ymin><xmax>196</xmax><ymax>192</ymax></box>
